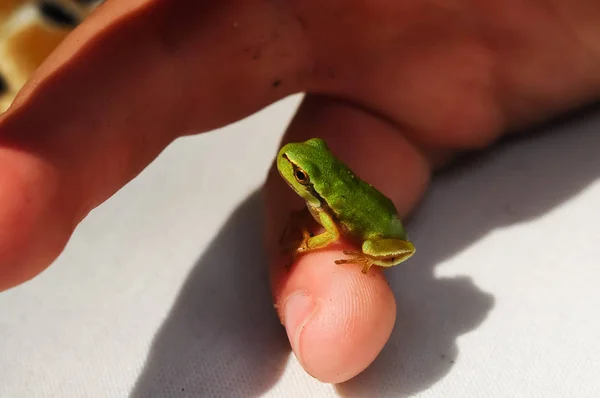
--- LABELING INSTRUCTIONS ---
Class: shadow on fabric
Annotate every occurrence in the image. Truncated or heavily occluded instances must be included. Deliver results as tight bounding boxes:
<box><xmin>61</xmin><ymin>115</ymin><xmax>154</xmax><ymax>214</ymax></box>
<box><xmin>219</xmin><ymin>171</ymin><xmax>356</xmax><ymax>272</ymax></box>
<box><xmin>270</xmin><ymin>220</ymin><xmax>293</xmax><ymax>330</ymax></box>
<box><xmin>337</xmin><ymin>104</ymin><xmax>600</xmax><ymax>397</ymax></box>
<box><xmin>131</xmin><ymin>104</ymin><xmax>600</xmax><ymax>398</ymax></box>
<box><xmin>130</xmin><ymin>191</ymin><xmax>290</xmax><ymax>398</ymax></box>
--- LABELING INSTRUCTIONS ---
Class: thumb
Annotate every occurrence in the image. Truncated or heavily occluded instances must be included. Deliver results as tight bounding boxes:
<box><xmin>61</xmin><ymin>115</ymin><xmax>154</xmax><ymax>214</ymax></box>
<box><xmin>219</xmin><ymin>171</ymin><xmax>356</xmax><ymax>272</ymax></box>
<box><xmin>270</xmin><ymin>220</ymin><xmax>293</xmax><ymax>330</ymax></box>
<box><xmin>265</xmin><ymin>95</ymin><xmax>432</xmax><ymax>382</ymax></box>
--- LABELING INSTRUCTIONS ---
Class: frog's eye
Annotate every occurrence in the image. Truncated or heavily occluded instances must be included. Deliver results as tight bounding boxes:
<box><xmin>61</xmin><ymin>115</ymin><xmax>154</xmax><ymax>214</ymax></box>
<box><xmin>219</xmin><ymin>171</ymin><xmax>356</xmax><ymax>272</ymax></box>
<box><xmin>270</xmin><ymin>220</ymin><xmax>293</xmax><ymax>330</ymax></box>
<box><xmin>294</xmin><ymin>168</ymin><xmax>310</xmax><ymax>185</ymax></box>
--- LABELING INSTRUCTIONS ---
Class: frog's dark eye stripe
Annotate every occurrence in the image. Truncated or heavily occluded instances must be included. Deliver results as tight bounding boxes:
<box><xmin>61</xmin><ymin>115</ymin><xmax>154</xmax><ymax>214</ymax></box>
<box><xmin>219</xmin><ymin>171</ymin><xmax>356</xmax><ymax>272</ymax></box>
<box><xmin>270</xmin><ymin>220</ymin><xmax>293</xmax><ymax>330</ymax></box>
<box><xmin>39</xmin><ymin>1</ymin><xmax>79</xmax><ymax>27</ymax></box>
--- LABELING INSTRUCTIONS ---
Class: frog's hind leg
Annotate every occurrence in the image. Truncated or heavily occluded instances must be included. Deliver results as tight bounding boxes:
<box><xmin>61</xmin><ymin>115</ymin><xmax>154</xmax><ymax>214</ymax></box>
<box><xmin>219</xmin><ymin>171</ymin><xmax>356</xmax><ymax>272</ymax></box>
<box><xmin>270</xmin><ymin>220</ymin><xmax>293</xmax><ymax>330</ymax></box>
<box><xmin>335</xmin><ymin>238</ymin><xmax>416</xmax><ymax>274</ymax></box>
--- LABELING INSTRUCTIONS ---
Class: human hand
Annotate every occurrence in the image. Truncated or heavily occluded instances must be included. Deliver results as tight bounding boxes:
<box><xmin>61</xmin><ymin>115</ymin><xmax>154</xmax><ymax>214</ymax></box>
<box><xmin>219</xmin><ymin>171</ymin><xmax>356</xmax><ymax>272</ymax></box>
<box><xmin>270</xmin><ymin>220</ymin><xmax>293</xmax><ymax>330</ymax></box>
<box><xmin>1</xmin><ymin>0</ymin><xmax>599</xmax><ymax>383</ymax></box>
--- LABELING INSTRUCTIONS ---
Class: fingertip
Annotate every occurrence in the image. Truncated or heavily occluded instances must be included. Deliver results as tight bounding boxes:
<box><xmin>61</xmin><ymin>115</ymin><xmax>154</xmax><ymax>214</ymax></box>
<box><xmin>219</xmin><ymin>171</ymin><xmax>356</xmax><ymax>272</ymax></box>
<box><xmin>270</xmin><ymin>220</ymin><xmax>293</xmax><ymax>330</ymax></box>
<box><xmin>271</xmin><ymin>248</ymin><xmax>396</xmax><ymax>383</ymax></box>
<box><xmin>0</xmin><ymin>148</ymin><xmax>68</xmax><ymax>291</ymax></box>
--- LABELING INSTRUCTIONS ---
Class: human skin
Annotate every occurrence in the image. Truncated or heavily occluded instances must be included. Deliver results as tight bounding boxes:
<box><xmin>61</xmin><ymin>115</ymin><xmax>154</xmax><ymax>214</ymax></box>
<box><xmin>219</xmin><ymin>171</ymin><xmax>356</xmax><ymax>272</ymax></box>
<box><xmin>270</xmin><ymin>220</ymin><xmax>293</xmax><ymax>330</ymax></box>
<box><xmin>1</xmin><ymin>0</ymin><xmax>599</xmax><ymax>384</ymax></box>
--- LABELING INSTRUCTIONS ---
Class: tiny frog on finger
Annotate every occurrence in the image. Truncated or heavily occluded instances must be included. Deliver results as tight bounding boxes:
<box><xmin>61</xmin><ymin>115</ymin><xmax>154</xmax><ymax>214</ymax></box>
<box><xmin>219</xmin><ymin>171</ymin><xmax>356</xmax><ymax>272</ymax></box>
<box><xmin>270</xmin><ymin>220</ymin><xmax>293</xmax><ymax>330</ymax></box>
<box><xmin>277</xmin><ymin>138</ymin><xmax>415</xmax><ymax>274</ymax></box>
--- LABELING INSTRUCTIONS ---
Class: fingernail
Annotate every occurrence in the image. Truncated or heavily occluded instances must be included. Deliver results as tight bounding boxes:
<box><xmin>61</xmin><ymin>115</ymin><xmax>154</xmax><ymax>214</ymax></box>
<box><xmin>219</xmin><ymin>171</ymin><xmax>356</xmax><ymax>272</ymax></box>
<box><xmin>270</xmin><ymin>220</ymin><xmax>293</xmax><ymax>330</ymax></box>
<box><xmin>283</xmin><ymin>291</ymin><xmax>316</xmax><ymax>357</ymax></box>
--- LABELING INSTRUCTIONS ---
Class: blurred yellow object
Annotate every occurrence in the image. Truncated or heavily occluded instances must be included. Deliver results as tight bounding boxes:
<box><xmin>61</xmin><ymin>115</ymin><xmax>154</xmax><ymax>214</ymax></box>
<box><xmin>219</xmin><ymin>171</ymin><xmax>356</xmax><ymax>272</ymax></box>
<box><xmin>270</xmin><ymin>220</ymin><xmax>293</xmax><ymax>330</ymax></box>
<box><xmin>0</xmin><ymin>0</ymin><xmax>101</xmax><ymax>112</ymax></box>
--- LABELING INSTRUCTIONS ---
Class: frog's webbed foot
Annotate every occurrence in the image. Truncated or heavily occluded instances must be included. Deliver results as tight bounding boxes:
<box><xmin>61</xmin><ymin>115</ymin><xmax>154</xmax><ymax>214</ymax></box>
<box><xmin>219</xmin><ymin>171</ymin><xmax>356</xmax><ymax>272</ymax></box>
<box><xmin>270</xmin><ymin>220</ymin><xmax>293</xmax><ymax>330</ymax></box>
<box><xmin>279</xmin><ymin>208</ymin><xmax>313</xmax><ymax>255</ymax></box>
<box><xmin>279</xmin><ymin>228</ymin><xmax>311</xmax><ymax>254</ymax></box>
<box><xmin>283</xmin><ymin>228</ymin><xmax>313</xmax><ymax>271</ymax></box>
<box><xmin>335</xmin><ymin>251</ymin><xmax>374</xmax><ymax>274</ymax></box>
<box><xmin>279</xmin><ymin>207</ymin><xmax>341</xmax><ymax>271</ymax></box>
<box><xmin>279</xmin><ymin>208</ymin><xmax>310</xmax><ymax>246</ymax></box>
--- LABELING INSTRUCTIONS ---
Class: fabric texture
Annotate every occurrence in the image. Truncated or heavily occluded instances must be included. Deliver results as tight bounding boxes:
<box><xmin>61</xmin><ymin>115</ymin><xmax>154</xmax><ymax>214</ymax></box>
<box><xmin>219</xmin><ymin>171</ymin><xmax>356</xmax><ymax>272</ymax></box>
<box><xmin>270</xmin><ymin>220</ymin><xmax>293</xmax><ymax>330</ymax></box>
<box><xmin>1</xmin><ymin>96</ymin><xmax>600</xmax><ymax>397</ymax></box>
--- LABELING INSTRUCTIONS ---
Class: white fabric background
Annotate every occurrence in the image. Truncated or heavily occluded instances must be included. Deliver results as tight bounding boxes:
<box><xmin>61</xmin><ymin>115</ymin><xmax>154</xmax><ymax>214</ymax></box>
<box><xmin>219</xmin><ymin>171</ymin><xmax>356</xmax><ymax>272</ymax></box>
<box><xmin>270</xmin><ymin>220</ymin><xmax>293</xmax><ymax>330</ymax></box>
<box><xmin>1</xmin><ymin>94</ymin><xmax>600</xmax><ymax>397</ymax></box>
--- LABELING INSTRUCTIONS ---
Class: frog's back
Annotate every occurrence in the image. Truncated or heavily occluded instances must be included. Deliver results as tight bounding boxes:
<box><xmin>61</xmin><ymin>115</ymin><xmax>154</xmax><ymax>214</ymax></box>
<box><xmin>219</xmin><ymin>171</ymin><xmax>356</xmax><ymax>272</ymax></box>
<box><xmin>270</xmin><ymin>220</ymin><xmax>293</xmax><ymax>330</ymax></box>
<box><xmin>326</xmin><ymin>165</ymin><xmax>407</xmax><ymax>241</ymax></box>
<box><xmin>297</xmin><ymin>138</ymin><xmax>407</xmax><ymax>241</ymax></box>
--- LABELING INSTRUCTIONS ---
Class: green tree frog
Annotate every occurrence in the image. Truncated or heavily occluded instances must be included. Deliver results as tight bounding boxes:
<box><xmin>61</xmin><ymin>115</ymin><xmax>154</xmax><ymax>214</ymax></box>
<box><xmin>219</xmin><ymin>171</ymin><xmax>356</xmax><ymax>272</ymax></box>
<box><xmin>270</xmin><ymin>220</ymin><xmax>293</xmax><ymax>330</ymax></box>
<box><xmin>276</xmin><ymin>138</ymin><xmax>416</xmax><ymax>274</ymax></box>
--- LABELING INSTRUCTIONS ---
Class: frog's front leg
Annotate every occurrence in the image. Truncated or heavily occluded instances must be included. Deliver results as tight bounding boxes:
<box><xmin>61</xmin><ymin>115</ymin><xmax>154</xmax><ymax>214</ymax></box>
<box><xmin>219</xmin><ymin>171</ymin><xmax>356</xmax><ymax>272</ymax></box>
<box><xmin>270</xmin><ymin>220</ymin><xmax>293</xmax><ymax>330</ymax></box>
<box><xmin>335</xmin><ymin>238</ymin><xmax>416</xmax><ymax>274</ymax></box>
<box><xmin>281</xmin><ymin>208</ymin><xmax>340</xmax><ymax>269</ymax></box>
<box><xmin>294</xmin><ymin>210</ymin><xmax>340</xmax><ymax>255</ymax></box>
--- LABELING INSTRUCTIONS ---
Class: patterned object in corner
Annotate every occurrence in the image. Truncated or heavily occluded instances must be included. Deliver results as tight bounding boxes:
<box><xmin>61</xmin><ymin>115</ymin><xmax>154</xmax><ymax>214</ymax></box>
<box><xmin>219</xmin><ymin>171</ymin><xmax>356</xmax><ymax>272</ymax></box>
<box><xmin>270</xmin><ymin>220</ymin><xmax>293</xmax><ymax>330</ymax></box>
<box><xmin>0</xmin><ymin>0</ymin><xmax>102</xmax><ymax>112</ymax></box>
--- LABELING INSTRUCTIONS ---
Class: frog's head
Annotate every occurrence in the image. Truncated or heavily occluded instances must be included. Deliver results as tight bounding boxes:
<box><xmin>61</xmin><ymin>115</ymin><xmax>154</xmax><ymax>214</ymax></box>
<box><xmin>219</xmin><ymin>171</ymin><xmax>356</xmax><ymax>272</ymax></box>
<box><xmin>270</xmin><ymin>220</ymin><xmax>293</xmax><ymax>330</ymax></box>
<box><xmin>276</xmin><ymin>138</ymin><xmax>332</xmax><ymax>207</ymax></box>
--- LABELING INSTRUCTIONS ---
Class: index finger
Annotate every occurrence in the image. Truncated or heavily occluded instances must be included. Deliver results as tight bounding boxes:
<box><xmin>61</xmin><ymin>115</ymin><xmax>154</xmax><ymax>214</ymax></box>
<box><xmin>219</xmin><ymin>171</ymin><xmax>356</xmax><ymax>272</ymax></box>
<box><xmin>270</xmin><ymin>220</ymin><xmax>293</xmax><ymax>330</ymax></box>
<box><xmin>0</xmin><ymin>0</ymin><xmax>307</xmax><ymax>290</ymax></box>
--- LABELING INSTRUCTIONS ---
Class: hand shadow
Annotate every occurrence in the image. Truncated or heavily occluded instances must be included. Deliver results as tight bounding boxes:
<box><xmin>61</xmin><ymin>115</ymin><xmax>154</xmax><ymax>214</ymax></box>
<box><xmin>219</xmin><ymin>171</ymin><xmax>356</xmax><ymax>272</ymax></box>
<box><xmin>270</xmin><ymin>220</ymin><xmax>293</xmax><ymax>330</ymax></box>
<box><xmin>130</xmin><ymin>191</ymin><xmax>290</xmax><ymax>398</ymax></box>
<box><xmin>338</xmin><ymin>104</ymin><xmax>600</xmax><ymax>397</ymax></box>
<box><xmin>130</xmin><ymin>104</ymin><xmax>600</xmax><ymax>398</ymax></box>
